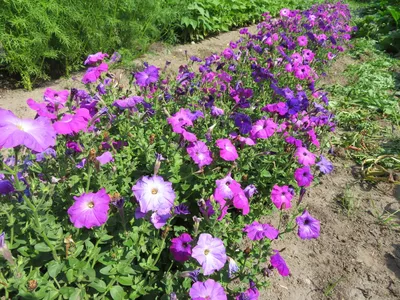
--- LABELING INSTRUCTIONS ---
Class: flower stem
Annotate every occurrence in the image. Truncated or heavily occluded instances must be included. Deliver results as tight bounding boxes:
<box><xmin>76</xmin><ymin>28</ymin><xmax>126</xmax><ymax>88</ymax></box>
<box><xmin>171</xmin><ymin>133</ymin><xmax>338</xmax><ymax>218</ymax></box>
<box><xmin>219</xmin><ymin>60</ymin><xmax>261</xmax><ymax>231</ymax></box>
<box><xmin>86</xmin><ymin>163</ymin><xmax>92</xmax><ymax>192</ymax></box>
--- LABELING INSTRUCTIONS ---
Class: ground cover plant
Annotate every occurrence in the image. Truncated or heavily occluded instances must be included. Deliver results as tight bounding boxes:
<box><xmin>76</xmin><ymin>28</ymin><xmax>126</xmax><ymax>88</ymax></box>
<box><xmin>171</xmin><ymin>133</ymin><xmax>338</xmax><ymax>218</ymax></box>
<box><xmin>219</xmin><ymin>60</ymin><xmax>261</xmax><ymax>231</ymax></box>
<box><xmin>0</xmin><ymin>2</ymin><xmax>356</xmax><ymax>299</ymax></box>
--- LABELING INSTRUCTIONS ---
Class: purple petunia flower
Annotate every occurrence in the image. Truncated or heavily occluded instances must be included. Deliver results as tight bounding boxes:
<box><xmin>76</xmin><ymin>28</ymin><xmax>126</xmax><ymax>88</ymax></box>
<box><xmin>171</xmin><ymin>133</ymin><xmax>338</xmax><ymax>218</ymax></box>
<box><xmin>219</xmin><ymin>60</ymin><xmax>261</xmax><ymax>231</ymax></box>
<box><xmin>297</xmin><ymin>35</ymin><xmax>308</xmax><ymax>47</ymax></box>
<box><xmin>192</xmin><ymin>233</ymin><xmax>227</xmax><ymax>275</ymax></box>
<box><xmin>294</xmin><ymin>166</ymin><xmax>314</xmax><ymax>187</ymax></box>
<box><xmin>228</xmin><ymin>257</ymin><xmax>239</xmax><ymax>278</ymax></box>
<box><xmin>0</xmin><ymin>180</ymin><xmax>14</xmax><ymax>195</ymax></box>
<box><xmin>68</xmin><ymin>188</ymin><xmax>111</xmax><ymax>229</ymax></box>
<box><xmin>132</xmin><ymin>175</ymin><xmax>176</xmax><ymax>214</ymax></box>
<box><xmin>296</xmin><ymin>210</ymin><xmax>320</xmax><ymax>239</ymax></box>
<box><xmin>270</xmin><ymin>250</ymin><xmax>290</xmax><ymax>277</ymax></box>
<box><xmin>66</xmin><ymin>141</ymin><xmax>83</xmax><ymax>153</ymax></box>
<box><xmin>270</xmin><ymin>185</ymin><xmax>293</xmax><ymax>210</ymax></box>
<box><xmin>170</xmin><ymin>233</ymin><xmax>192</xmax><ymax>262</ymax></box>
<box><xmin>250</xmin><ymin>119</ymin><xmax>277</xmax><ymax>140</ymax></box>
<box><xmin>211</xmin><ymin>106</ymin><xmax>224</xmax><ymax>117</ymax></box>
<box><xmin>53</xmin><ymin>108</ymin><xmax>91</xmax><ymax>135</ymax></box>
<box><xmin>236</xmin><ymin>281</ymin><xmax>259</xmax><ymax>300</ymax></box>
<box><xmin>174</xmin><ymin>203</ymin><xmax>190</xmax><ymax>215</ymax></box>
<box><xmin>233</xmin><ymin>113</ymin><xmax>252</xmax><ymax>135</ymax></box>
<box><xmin>0</xmin><ymin>109</ymin><xmax>56</xmax><ymax>152</ymax></box>
<box><xmin>150</xmin><ymin>209</ymin><xmax>171</xmax><ymax>229</ymax></box>
<box><xmin>187</xmin><ymin>141</ymin><xmax>213</xmax><ymax>169</ymax></box>
<box><xmin>244</xmin><ymin>184</ymin><xmax>258</xmax><ymax>198</ymax></box>
<box><xmin>82</xmin><ymin>62</ymin><xmax>108</xmax><ymax>84</ymax></box>
<box><xmin>243</xmin><ymin>221</ymin><xmax>279</xmax><ymax>241</ymax></box>
<box><xmin>113</xmin><ymin>96</ymin><xmax>144</xmax><ymax>110</ymax></box>
<box><xmin>317</xmin><ymin>155</ymin><xmax>334</xmax><ymax>174</ymax></box>
<box><xmin>0</xmin><ymin>232</ymin><xmax>14</xmax><ymax>265</ymax></box>
<box><xmin>215</xmin><ymin>139</ymin><xmax>238</xmax><ymax>161</ymax></box>
<box><xmin>189</xmin><ymin>279</ymin><xmax>227</xmax><ymax>300</ymax></box>
<box><xmin>84</xmin><ymin>52</ymin><xmax>108</xmax><ymax>65</ymax></box>
<box><xmin>43</xmin><ymin>88</ymin><xmax>69</xmax><ymax>107</ymax></box>
<box><xmin>96</xmin><ymin>152</ymin><xmax>114</xmax><ymax>165</ymax></box>
<box><xmin>295</xmin><ymin>147</ymin><xmax>316</xmax><ymax>166</ymax></box>
<box><xmin>135</xmin><ymin>65</ymin><xmax>159</xmax><ymax>87</ymax></box>
<box><xmin>36</xmin><ymin>148</ymin><xmax>57</xmax><ymax>162</ymax></box>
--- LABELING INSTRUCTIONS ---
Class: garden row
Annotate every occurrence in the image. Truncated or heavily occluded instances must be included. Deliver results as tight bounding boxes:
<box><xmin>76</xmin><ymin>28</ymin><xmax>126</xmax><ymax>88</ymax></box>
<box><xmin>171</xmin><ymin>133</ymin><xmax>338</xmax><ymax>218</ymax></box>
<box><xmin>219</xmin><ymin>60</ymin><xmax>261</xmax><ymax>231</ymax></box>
<box><xmin>0</xmin><ymin>2</ymin><xmax>355</xmax><ymax>299</ymax></box>
<box><xmin>0</xmin><ymin>0</ymin><xmax>319</xmax><ymax>90</ymax></box>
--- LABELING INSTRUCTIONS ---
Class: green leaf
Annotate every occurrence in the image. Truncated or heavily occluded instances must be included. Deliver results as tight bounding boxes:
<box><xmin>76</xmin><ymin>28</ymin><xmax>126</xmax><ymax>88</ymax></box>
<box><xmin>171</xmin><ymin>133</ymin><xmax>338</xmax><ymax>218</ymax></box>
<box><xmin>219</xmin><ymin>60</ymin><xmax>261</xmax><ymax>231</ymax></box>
<box><xmin>117</xmin><ymin>276</ymin><xmax>133</xmax><ymax>286</ymax></box>
<box><xmin>66</xmin><ymin>269</ymin><xmax>74</xmax><ymax>283</ymax></box>
<box><xmin>35</xmin><ymin>243</ymin><xmax>51</xmax><ymax>252</ymax></box>
<box><xmin>89</xmin><ymin>279</ymin><xmax>107</xmax><ymax>293</ymax></box>
<box><xmin>100</xmin><ymin>234</ymin><xmax>114</xmax><ymax>242</ymax></box>
<box><xmin>83</xmin><ymin>266</ymin><xmax>96</xmax><ymax>281</ymax></box>
<box><xmin>47</xmin><ymin>261</ymin><xmax>64</xmax><ymax>278</ymax></box>
<box><xmin>110</xmin><ymin>285</ymin><xmax>126</xmax><ymax>300</ymax></box>
<box><xmin>100</xmin><ymin>265</ymin><xmax>116</xmax><ymax>275</ymax></box>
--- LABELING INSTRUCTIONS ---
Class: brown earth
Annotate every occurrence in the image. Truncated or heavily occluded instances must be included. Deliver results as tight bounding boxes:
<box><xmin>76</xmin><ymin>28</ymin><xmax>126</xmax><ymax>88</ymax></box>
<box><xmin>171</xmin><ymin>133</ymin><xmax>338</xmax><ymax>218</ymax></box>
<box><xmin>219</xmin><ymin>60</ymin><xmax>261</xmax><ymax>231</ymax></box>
<box><xmin>0</xmin><ymin>26</ymin><xmax>399</xmax><ymax>300</ymax></box>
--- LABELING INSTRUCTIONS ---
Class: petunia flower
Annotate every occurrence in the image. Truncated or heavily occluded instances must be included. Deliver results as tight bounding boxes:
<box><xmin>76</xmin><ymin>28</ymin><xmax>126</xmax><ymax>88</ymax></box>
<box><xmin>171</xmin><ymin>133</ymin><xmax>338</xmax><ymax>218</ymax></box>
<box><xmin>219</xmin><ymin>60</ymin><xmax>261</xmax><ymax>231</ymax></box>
<box><xmin>150</xmin><ymin>209</ymin><xmax>171</xmax><ymax>229</ymax></box>
<box><xmin>135</xmin><ymin>65</ymin><xmax>159</xmax><ymax>87</ymax></box>
<box><xmin>170</xmin><ymin>233</ymin><xmax>192</xmax><ymax>262</ymax></box>
<box><xmin>270</xmin><ymin>185</ymin><xmax>293</xmax><ymax>210</ymax></box>
<box><xmin>189</xmin><ymin>279</ymin><xmax>227</xmax><ymax>300</ymax></box>
<box><xmin>295</xmin><ymin>147</ymin><xmax>316</xmax><ymax>166</ymax></box>
<box><xmin>84</xmin><ymin>52</ymin><xmax>109</xmax><ymax>65</ymax></box>
<box><xmin>67</xmin><ymin>188</ymin><xmax>111</xmax><ymax>229</ymax></box>
<box><xmin>236</xmin><ymin>281</ymin><xmax>259</xmax><ymax>300</ymax></box>
<box><xmin>96</xmin><ymin>152</ymin><xmax>114</xmax><ymax>165</ymax></box>
<box><xmin>113</xmin><ymin>96</ymin><xmax>144</xmax><ymax>110</ymax></box>
<box><xmin>0</xmin><ymin>180</ymin><xmax>14</xmax><ymax>195</ymax></box>
<box><xmin>43</xmin><ymin>88</ymin><xmax>69</xmax><ymax>107</ymax></box>
<box><xmin>243</xmin><ymin>221</ymin><xmax>279</xmax><ymax>241</ymax></box>
<box><xmin>317</xmin><ymin>155</ymin><xmax>334</xmax><ymax>174</ymax></box>
<box><xmin>132</xmin><ymin>175</ymin><xmax>176</xmax><ymax>214</ymax></box>
<box><xmin>0</xmin><ymin>232</ymin><xmax>14</xmax><ymax>265</ymax></box>
<box><xmin>0</xmin><ymin>109</ymin><xmax>56</xmax><ymax>152</ymax></box>
<box><xmin>270</xmin><ymin>250</ymin><xmax>290</xmax><ymax>277</ymax></box>
<box><xmin>296</xmin><ymin>210</ymin><xmax>320</xmax><ymax>239</ymax></box>
<box><xmin>216</xmin><ymin>139</ymin><xmax>238</xmax><ymax>161</ymax></box>
<box><xmin>53</xmin><ymin>108</ymin><xmax>91</xmax><ymax>135</ymax></box>
<box><xmin>228</xmin><ymin>257</ymin><xmax>239</xmax><ymax>278</ymax></box>
<box><xmin>82</xmin><ymin>62</ymin><xmax>108</xmax><ymax>84</ymax></box>
<box><xmin>192</xmin><ymin>233</ymin><xmax>227</xmax><ymax>275</ymax></box>
<box><xmin>294</xmin><ymin>166</ymin><xmax>314</xmax><ymax>187</ymax></box>
<box><xmin>187</xmin><ymin>141</ymin><xmax>213</xmax><ymax>169</ymax></box>
<box><xmin>250</xmin><ymin>119</ymin><xmax>277</xmax><ymax>140</ymax></box>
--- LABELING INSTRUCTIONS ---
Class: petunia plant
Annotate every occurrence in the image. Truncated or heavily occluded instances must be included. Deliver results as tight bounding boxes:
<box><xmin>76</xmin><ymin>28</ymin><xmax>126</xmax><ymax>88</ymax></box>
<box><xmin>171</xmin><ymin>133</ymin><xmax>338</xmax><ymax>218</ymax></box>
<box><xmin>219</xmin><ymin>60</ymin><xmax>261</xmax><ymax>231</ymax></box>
<box><xmin>0</xmin><ymin>2</ymin><xmax>353</xmax><ymax>299</ymax></box>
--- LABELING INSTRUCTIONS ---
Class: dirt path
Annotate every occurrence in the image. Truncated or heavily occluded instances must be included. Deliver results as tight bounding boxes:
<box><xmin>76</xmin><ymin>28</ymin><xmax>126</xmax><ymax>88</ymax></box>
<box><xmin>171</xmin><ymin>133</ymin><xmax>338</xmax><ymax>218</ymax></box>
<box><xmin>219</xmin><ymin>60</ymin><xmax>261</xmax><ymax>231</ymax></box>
<box><xmin>1</xmin><ymin>26</ymin><xmax>399</xmax><ymax>300</ymax></box>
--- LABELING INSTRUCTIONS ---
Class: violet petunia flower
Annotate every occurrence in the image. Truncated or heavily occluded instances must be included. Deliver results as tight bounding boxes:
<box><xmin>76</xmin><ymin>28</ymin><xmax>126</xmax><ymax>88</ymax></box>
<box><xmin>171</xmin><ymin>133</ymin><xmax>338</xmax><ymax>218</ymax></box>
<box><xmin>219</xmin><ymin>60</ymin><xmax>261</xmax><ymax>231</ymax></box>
<box><xmin>192</xmin><ymin>233</ymin><xmax>227</xmax><ymax>275</ymax></box>
<box><xmin>150</xmin><ymin>209</ymin><xmax>171</xmax><ymax>229</ymax></box>
<box><xmin>296</xmin><ymin>210</ymin><xmax>320</xmax><ymax>239</ymax></box>
<box><xmin>53</xmin><ymin>108</ymin><xmax>91</xmax><ymax>135</ymax></box>
<box><xmin>216</xmin><ymin>139</ymin><xmax>238</xmax><ymax>161</ymax></box>
<box><xmin>270</xmin><ymin>250</ymin><xmax>290</xmax><ymax>277</ymax></box>
<box><xmin>174</xmin><ymin>203</ymin><xmax>190</xmax><ymax>215</ymax></box>
<box><xmin>36</xmin><ymin>148</ymin><xmax>57</xmax><ymax>162</ymax></box>
<box><xmin>233</xmin><ymin>113</ymin><xmax>252</xmax><ymax>135</ymax></box>
<box><xmin>132</xmin><ymin>175</ymin><xmax>176</xmax><ymax>214</ymax></box>
<box><xmin>170</xmin><ymin>233</ymin><xmax>192</xmax><ymax>262</ymax></box>
<box><xmin>228</xmin><ymin>257</ymin><xmax>239</xmax><ymax>278</ymax></box>
<box><xmin>68</xmin><ymin>188</ymin><xmax>111</xmax><ymax>229</ymax></box>
<box><xmin>270</xmin><ymin>184</ymin><xmax>293</xmax><ymax>210</ymax></box>
<box><xmin>294</xmin><ymin>166</ymin><xmax>314</xmax><ymax>187</ymax></box>
<box><xmin>43</xmin><ymin>88</ymin><xmax>69</xmax><ymax>106</ymax></box>
<box><xmin>317</xmin><ymin>155</ymin><xmax>334</xmax><ymax>174</ymax></box>
<box><xmin>236</xmin><ymin>281</ymin><xmax>259</xmax><ymax>300</ymax></box>
<box><xmin>82</xmin><ymin>62</ymin><xmax>108</xmax><ymax>84</ymax></box>
<box><xmin>243</xmin><ymin>221</ymin><xmax>279</xmax><ymax>241</ymax></box>
<box><xmin>244</xmin><ymin>184</ymin><xmax>258</xmax><ymax>198</ymax></box>
<box><xmin>189</xmin><ymin>279</ymin><xmax>227</xmax><ymax>300</ymax></box>
<box><xmin>295</xmin><ymin>147</ymin><xmax>316</xmax><ymax>166</ymax></box>
<box><xmin>0</xmin><ymin>109</ymin><xmax>56</xmax><ymax>152</ymax></box>
<box><xmin>113</xmin><ymin>96</ymin><xmax>144</xmax><ymax>110</ymax></box>
<box><xmin>84</xmin><ymin>52</ymin><xmax>108</xmax><ymax>65</ymax></box>
<box><xmin>0</xmin><ymin>180</ymin><xmax>14</xmax><ymax>195</ymax></box>
<box><xmin>135</xmin><ymin>65</ymin><xmax>159</xmax><ymax>87</ymax></box>
<box><xmin>0</xmin><ymin>232</ymin><xmax>14</xmax><ymax>265</ymax></box>
<box><xmin>96</xmin><ymin>152</ymin><xmax>114</xmax><ymax>165</ymax></box>
<box><xmin>187</xmin><ymin>141</ymin><xmax>213</xmax><ymax>169</ymax></box>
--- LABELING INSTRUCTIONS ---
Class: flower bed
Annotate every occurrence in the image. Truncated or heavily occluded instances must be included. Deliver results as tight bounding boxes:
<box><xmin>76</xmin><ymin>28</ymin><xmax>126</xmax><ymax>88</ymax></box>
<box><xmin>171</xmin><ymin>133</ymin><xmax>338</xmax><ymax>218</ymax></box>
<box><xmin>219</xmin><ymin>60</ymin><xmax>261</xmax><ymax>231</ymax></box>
<box><xmin>0</xmin><ymin>2</ymin><xmax>356</xmax><ymax>299</ymax></box>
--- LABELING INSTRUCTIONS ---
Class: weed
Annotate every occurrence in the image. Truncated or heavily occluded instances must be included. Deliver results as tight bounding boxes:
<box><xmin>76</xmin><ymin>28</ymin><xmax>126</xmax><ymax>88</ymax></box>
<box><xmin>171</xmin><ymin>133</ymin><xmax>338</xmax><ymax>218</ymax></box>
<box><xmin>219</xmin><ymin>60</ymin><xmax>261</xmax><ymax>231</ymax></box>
<box><xmin>370</xmin><ymin>199</ymin><xmax>400</xmax><ymax>231</ymax></box>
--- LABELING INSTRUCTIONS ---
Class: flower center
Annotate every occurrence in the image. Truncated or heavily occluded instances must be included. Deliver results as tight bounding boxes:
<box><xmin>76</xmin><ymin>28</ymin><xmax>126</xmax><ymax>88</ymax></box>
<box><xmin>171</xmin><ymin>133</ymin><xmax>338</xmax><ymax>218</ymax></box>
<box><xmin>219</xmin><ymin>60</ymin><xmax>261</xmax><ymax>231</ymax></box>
<box><xmin>204</xmin><ymin>249</ymin><xmax>210</xmax><ymax>255</ymax></box>
<box><xmin>87</xmin><ymin>201</ymin><xmax>95</xmax><ymax>208</ymax></box>
<box><xmin>151</xmin><ymin>188</ymin><xmax>158</xmax><ymax>195</ymax></box>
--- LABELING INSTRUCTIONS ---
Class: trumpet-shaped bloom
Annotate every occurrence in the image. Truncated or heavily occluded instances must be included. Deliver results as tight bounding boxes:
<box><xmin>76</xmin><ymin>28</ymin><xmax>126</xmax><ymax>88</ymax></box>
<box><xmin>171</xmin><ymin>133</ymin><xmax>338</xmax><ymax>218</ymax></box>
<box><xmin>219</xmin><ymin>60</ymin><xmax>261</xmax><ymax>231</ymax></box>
<box><xmin>189</xmin><ymin>279</ymin><xmax>227</xmax><ymax>300</ymax></box>
<box><xmin>53</xmin><ymin>108</ymin><xmax>91</xmax><ymax>135</ymax></box>
<box><xmin>170</xmin><ymin>233</ymin><xmax>192</xmax><ymax>262</ymax></box>
<box><xmin>294</xmin><ymin>166</ymin><xmax>314</xmax><ymax>187</ymax></box>
<box><xmin>216</xmin><ymin>139</ymin><xmax>238</xmax><ymax>161</ymax></box>
<box><xmin>96</xmin><ymin>152</ymin><xmax>114</xmax><ymax>165</ymax></box>
<box><xmin>0</xmin><ymin>109</ymin><xmax>56</xmax><ymax>152</ymax></box>
<box><xmin>270</xmin><ymin>250</ymin><xmax>290</xmax><ymax>277</ymax></box>
<box><xmin>187</xmin><ymin>141</ymin><xmax>213</xmax><ymax>168</ymax></box>
<box><xmin>250</xmin><ymin>119</ymin><xmax>277</xmax><ymax>140</ymax></box>
<box><xmin>43</xmin><ymin>88</ymin><xmax>69</xmax><ymax>106</ymax></box>
<box><xmin>68</xmin><ymin>188</ymin><xmax>111</xmax><ymax>229</ymax></box>
<box><xmin>295</xmin><ymin>147</ymin><xmax>316</xmax><ymax>166</ymax></box>
<box><xmin>135</xmin><ymin>65</ymin><xmax>159</xmax><ymax>87</ymax></box>
<box><xmin>82</xmin><ymin>62</ymin><xmax>108</xmax><ymax>84</ymax></box>
<box><xmin>132</xmin><ymin>175</ymin><xmax>176</xmax><ymax>214</ymax></box>
<box><xmin>84</xmin><ymin>52</ymin><xmax>108</xmax><ymax>65</ymax></box>
<box><xmin>271</xmin><ymin>184</ymin><xmax>294</xmax><ymax>210</ymax></box>
<box><xmin>243</xmin><ymin>221</ymin><xmax>279</xmax><ymax>240</ymax></box>
<box><xmin>317</xmin><ymin>155</ymin><xmax>334</xmax><ymax>174</ymax></box>
<box><xmin>296</xmin><ymin>210</ymin><xmax>320</xmax><ymax>239</ymax></box>
<box><xmin>192</xmin><ymin>233</ymin><xmax>227</xmax><ymax>275</ymax></box>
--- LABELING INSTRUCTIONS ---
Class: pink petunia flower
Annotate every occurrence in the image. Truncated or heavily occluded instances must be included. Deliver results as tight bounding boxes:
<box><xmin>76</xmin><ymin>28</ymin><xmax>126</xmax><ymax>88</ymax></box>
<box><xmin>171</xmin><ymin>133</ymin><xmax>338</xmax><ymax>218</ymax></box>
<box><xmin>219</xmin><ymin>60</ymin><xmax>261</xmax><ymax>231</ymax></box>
<box><xmin>150</xmin><ymin>209</ymin><xmax>171</xmax><ymax>229</ymax></box>
<box><xmin>189</xmin><ymin>279</ymin><xmax>227</xmax><ymax>300</ymax></box>
<box><xmin>187</xmin><ymin>141</ymin><xmax>213</xmax><ymax>169</ymax></box>
<box><xmin>84</xmin><ymin>52</ymin><xmax>109</xmax><ymax>65</ymax></box>
<box><xmin>270</xmin><ymin>250</ymin><xmax>290</xmax><ymax>276</ymax></box>
<box><xmin>132</xmin><ymin>175</ymin><xmax>176</xmax><ymax>214</ymax></box>
<box><xmin>82</xmin><ymin>62</ymin><xmax>109</xmax><ymax>84</ymax></box>
<box><xmin>43</xmin><ymin>88</ymin><xmax>69</xmax><ymax>106</ymax></box>
<box><xmin>67</xmin><ymin>188</ymin><xmax>111</xmax><ymax>229</ymax></box>
<box><xmin>294</xmin><ymin>166</ymin><xmax>314</xmax><ymax>187</ymax></box>
<box><xmin>250</xmin><ymin>119</ymin><xmax>277</xmax><ymax>140</ymax></box>
<box><xmin>295</xmin><ymin>147</ymin><xmax>316</xmax><ymax>166</ymax></box>
<box><xmin>297</xmin><ymin>35</ymin><xmax>308</xmax><ymax>47</ymax></box>
<box><xmin>243</xmin><ymin>221</ymin><xmax>279</xmax><ymax>240</ymax></box>
<box><xmin>96</xmin><ymin>152</ymin><xmax>114</xmax><ymax>165</ymax></box>
<box><xmin>0</xmin><ymin>109</ymin><xmax>56</xmax><ymax>152</ymax></box>
<box><xmin>192</xmin><ymin>233</ymin><xmax>227</xmax><ymax>275</ymax></box>
<box><xmin>53</xmin><ymin>108</ymin><xmax>91</xmax><ymax>135</ymax></box>
<box><xmin>271</xmin><ymin>184</ymin><xmax>294</xmax><ymax>210</ymax></box>
<box><xmin>26</xmin><ymin>99</ymin><xmax>57</xmax><ymax>119</ymax></box>
<box><xmin>216</xmin><ymin>139</ymin><xmax>238</xmax><ymax>161</ymax></box>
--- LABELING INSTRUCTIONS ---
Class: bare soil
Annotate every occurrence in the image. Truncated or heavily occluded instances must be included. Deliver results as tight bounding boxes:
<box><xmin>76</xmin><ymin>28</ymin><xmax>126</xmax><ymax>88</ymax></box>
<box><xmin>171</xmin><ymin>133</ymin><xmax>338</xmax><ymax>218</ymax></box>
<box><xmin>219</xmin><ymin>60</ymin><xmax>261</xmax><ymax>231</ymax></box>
<box><xmin>0</xmin><ymin>26</ymin><xmax>399</xmax><ymax>300</ymax></box>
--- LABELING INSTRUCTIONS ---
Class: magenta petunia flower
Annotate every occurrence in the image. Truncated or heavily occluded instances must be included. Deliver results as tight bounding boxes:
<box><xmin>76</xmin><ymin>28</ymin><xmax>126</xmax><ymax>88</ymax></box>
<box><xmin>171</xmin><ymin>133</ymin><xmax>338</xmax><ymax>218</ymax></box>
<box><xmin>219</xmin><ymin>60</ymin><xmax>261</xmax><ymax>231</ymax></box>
<box><xmin>296</xmin><ymin>210</ymin><xmax>320</xmax><ymax>239</ymax></box>
<box><xmin>250</xmin><ymin>119</ymin><xmax>277</xmax><ymax>140</ymax></box>
<box><xmin>68</xmin><ymin>188</ymin><xmax>111</xmax><ymax>229</ymax></box>
<box><xmin>294</xmin><ymin>64</ymin><xmax>311</xmax><ymax>80</ymax></box>
<box><xmin>189</xmin><ymin>279</ymin><xmax>227</xmax><ymax>300</ymax></box>
<box><xmin>135</xmin><ymin>65</ymin><xmax>159</xmax><ymax>87</ymax></box>
<box><xmin>294</xmin><ymin>166</ymin><xmax>314</xmax><ymax>187</ymax></box>
<box><xmin>132</xmin><ymin>175</ymin><xmax>176</xmax><ymax>214</ymax></box>
<box><xmin>168</xmin><ymin>108</ymin><xmax>194</xmax><ymax>133</ymax></box>
<box><xmin>113</xmin><ymin>96</ymin><xmax>144</xmax><ymax>110</ymax></box>
<box><xmin>243</xmin><ymin>221</ymin><xmax>279</xmax><ymax>241</ymax></box>
<box><xmin>270</xmin><ymin>250</ymin><xmax>290</xmax><ymax>277</ymax></box>
<box><xmin>187</xmin><ymin>141</ymin><xmax>213</xmax><ymax>169</ymax></box>
<box><xmin>43</xmin><ymin>88</ymin><xmax>69</xmax><ymax>106</ymax></box>
<box><xmin>170</xmin><ymin>233</ymin><xmax>192</xmax><ymax>262</ymax></box>
<box><xmin>236</xmin><ymin>281</ymin><xmax>259</xmax><ymax>300</ymax></box>
<box><xmin>26</xmin><ymin>99</ymin><xmax>57</xmax><ymax>119</ymax></box>
<box><xmin>53</xmin><ymin>108</ymin><xmax>91</xmax><ymax>135</ymax></box>
<box><xmin>215</xmin><ymin>139</ymin><xmax>238</xmax><ymax>161</ymax></box>
<box><xmin>270</xmin><ymin>185</ymin><xmax>293</xmax><ymax>210</ymax></box>
<box><xmin>182</xmin><ymin>129</ymin><xmax>198</xmax><ymax>142</ymax></box>
<box><xmin>295</xmin><ymin>147</ymin><xmax>316</xmax><ymax>166</ymax></box>
<box><xmin>0</xmin><ymin>109</ymin><xmax>56</xmax><ymax>152</ymax></box>
<box><xmin>230</xmin><ymin>184</ymin><xmax>250</xmax><ymax>215</ymax></box>
<box><xmin>82</xmin><ymin>62</ymin><xmax>108</xmax><ymax>84</ymax></box>
<box><xmin>96</xmin><ymin>152</ymin><xmax>114</xmax><ymax>165</ymax></box>
<box><xmin>297</xmin><ymin>35</ymin><xmax>308</xmax><ymax>47</ymax></box>
<box><xmin>192</xmin><ymin>233</ymin><xmax>227</xmax><ymax>275</ymax></box>
<box><xmin>84</xmin><ymin>52</ymin><xmax>109</xmax><ymax>65</ymax></box>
